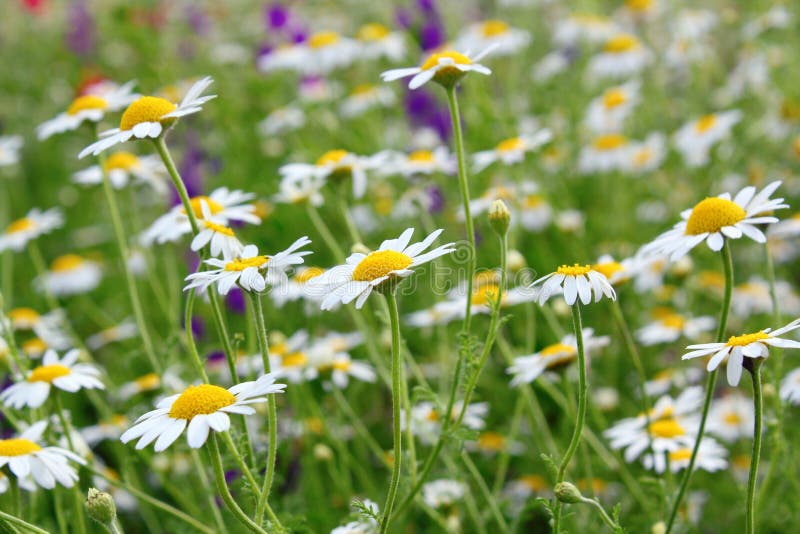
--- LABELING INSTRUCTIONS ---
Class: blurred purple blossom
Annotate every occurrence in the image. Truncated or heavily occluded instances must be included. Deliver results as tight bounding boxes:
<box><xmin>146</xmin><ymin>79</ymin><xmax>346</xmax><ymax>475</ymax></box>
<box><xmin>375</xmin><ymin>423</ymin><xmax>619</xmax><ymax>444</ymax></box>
<box><xmin>186</xmin><ymin>5</ymin><xmax>211</xmax><ymax>35</ymax></box>
<box><xmin>226</xmin><ymin>287</ymin><xmax>247</xmax><ymax>315</ymax></box>
<box><xmin>65</xmin><ymin>1</ymin><xmax>95</xmax><ymax>56</ymax></box>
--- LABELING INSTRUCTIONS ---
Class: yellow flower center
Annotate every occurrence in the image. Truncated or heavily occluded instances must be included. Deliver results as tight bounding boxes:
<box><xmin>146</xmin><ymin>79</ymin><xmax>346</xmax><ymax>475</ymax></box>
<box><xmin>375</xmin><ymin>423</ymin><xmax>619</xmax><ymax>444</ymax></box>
<box><xmin>694</xmin><ymin>114</ymin><xmax>717</xmax><ymax>134</ymax></box>
<box><xmin>134</xmin><ymin>373</ymin><xmax>160</xmax><ymax>391</ymax></box>
<box><xmin>282</xmin><ymin>352</ymin><xmax>308</xmax><ymax>367</ymax></box>
<box><xmin>357</xmin><ymin>23</ymin><xmax>390</xmax><ymax>41</ymax></box>
<box><xmin>294</xmin><ymin>267</ymin><xmax>325</xmax><ymax>284</ymax></box>
<box><xmin>632</xmin><ymin>148</ymin><xmax>653</xmax><ymax>167</ymax></box>
<box><xmin>626</xmin><ymin>0</ymin><xmax>653</xmax><ymax>12</ymax></box>
<box><xmin>592</xmin><ymin>261</ymin><xmax>623</xmax><ymax>280</ymax></box>
<box><xmin>186</xmin><ymin>195</ymin><xmax>225</xmax><ymax>218</ymax></box>
<box><xmin>22</xmin><ymin>338</ymin><xmax>47</xmax><ymax>355</ymax></box>
<box><xmin>648</xmin><ymin>417</ymin><xmax>685</xmax><ymax>438</ymax></box>
<box><xmin>603</xmin><ymin>88</ymin><xmax>628</xmax><ymax>109</ymax></box>
<box><xmin>168</xmin><ymin>384</ymin><xmax>236</xmax><ymax>420</ymax></box>
<box><xmin>477</xmin><ymin>431</ymin><xmax>506</xmax><ymax>451</ymax></box>
<box><xmin>421</xmin><ymin>51</ymin><xmax>472</xmax><ymax>71</ymax></box>
<box><xmin>604</xmin><ymin>34</ymin><xmax>640</xmax><ymax>53</ymax></box>
<box><xmin>351</xmin><ymin>84</ymin><xmax>377</xmax><ymax>96</ymax></box>
<box><xmin>119</xmin><ymin>96</ymin><xmax>177</xmax><ymax>131</ymax></box>
<box><xmin>332</xmin><ymin>359</ymin><xmax>351</xmax><ymax>372</ymax></box>
<box><xmin>203</xmin><ymin>220</ymin><xmax>234</xmax><ymax>236</ymax></box>
<box><xmin>523</xmin><ymin>194</ymin><xmax>544</xmax><ymax>208</ymax></box>
<box><xmin>67</xmin><ymin>95</ymin><xmax>107</xmax><ymax>116</ymax></box>
<box><xmin>556</xmin><ymin>264</ymin><xmax>591</xmax><ymax>276</ymax></box>
<box><xmin>684</xmin><ymin>197</ymin><xmax>747</xmax><ymax>235</ymax></box>
<box><xmin>426</xmin><ymin>409</ymin><xmax>440</xmax><ymax>422</ymax></box>
<box><xmin>660</xmin><ymin>313</ymin><xmax>686</xmax><ymax>329</ymax></box>
<box><xmin>28</xmin><ymin>364</ymin><xmax>71</xmax><ymax>383</ymax></box>
<box><xmin>8</xmin><ymin>307</ymin><xmax>40</xmax><ymax>327</ymax></box>
<box><xmin>471</xmin><ymin>284</ymin><xmax>502</xmax><ymax>306</ymax></box>
<box><xmin>352</xmin><ymin>250</ymin><xmax>413</xmax><ymax>282</ymax></box>
<box><xmin>6</xmin><ymin>217</ymin><xmax>34</xmax><ymax>234</ymax></box>
<box><xmin>780</xmin><ymin>99</ymin><xmax>800</xmax><ymax>121</ymax></box>
<box><xmin>480</xmin><ymin>20</ymin><xmax>510</xmax><ymax>37</ymax></box>
<box><xmin>409</xmin><ymin>150</ymin><xmax>435</xmax><ymax>163</ymax></box>
<box><xmin>316</xmin><ymin>149</ymin><xmax>349</xmax><ymax>167</ymax></box>
<box><xmin>593</xmin><ymin>134</ymin><xmax>628</xmax><ymax>151</ymax></box>
<box><xmin>224</xmin><ymin>255</ymin><xmax>268</xmax><ymax>271</ymax></box>
<box><xmin>308</xmin><ymin>31</ymin><xmax>340</xmax><ymax>48</ymax></box>
<box><xmin>305</xmin><ymin>417</ymin><xmax>323</xmax><ymax>435</ymax></box>
<box><xmin>726</xmin><ymin>331</ymin><xmax>769</xmax><ymax>347</ymax></box>
<box><xmin>669</xmin><ymin>448</ymin><xmax>693</xmax><ymax>462</ymax></box>
<box><xmin>540</xmin><ymin>343</ymin><xmax>575</xmax><ymax>358</ymax></box>
<box><xmin>51</xmin><ymin>254</ymin><xmax>85</xmax><ymax>272</ymax></box>
<box><xmin>103</xmin><ymin>151</ymin><xmax>139</xmax><ymax>172</ymax></box>
<box><xmin>724</xmin><ymin>412</ymin><xmax>741</xmax><ymax>425</ymax></box>
<box><xmin>496</xmin><ymin>137</ymin><xmax>524</xmax><ymax>153</ymax></box>
<box><xmin>0</xmin><ymin>438</ymin><xmax>42</xmax><ymax>456</ymax></box>
<box><xmin>520</xmin><ymin>474</ymin><xmax>547</xmax><ymax>491</ymax></box>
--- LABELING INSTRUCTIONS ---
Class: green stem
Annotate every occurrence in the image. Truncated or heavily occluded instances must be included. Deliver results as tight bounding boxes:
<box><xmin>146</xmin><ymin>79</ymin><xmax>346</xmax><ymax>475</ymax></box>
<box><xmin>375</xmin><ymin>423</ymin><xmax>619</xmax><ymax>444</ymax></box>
<box><xmin>461</xmin><ymin>450</ymin><xmax>509</xmax><ymax>530</ymax></box>
<box><xmin>380</xmin><ymin>291</ymin><xmax>403</xmax><ymax>534</ymax></box>
<box><xmin>746</xmin><ymin>363</ymin><xmax>763</xmax><ymax>534</ymax></box>
<box><xmin>305</xmin><ymin>203</ymin><xmax>345</xmax><ymax>263</ymax></box>
<box><xmin>580</xmin><ymin>496</ymin><xmax>621</xmax><ymax>531</ymax></box>
<box><xmin>249</xmin><ymin>295</ymin><xmax>282</xmax><ymax>529</ymax></box>
<box><xmin>184</xmin><ymin>288</ymin><xmax>209</xmax><ymax>383</ymax></box>
<box><xmin>336</xmin><ymin>192</ymin><xmax>362</xmax><ymax>246</ymax></box>
<box><xmin>220</xmin><ymin>431</ymin><xmax>262</xmax><ymax>502</ymax></box>
<box><xmin>553</xmin><ymin>303</ymin><xmax>588</xmax><ymax>533</ymax></box>
<box><xmin>207</xmin><ymin>435</ymin><xmax>268</xmax><ymax>534</ymax></box>
<box><xmin>0</xmin><ymin>511</ymin><xmax>49</xmax><ymax>534</ymax></box>
<box><xmin>190</xmin><ymin>449</ymin><xmax>228</xmax><ymax>534</ymax></box>
<box><xmin>666</xmin><ymin>240</ymin><xmax>733</xmax><ymax>533</ymax></box>
<box><xmin>96</xmin><ymin>144</ymin><xmax>161</xmax><ymax>373</ymax></box>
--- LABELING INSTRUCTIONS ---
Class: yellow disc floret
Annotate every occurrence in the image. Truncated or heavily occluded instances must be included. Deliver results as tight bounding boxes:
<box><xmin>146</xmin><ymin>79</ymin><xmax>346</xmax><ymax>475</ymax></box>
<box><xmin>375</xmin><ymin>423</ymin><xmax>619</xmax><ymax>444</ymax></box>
<box><xmin>684</xmin><ymin>197</ymin><xmax>746</xmax><ymax>235</ymax></box>
<box><xmin>187</xmin><ymin>196</ymin><xmax>225</xmax><ymax>218</ymax></box>
<box><xmin>695</xmin><ymin>114</ymin><xmax>718</xmax><ymax>134</ymax></box>
<box><xmin>168</xmin><ymin>384</ymin><xmax>236</xmax><ymax>420</ymax></box>
<box><xmin>67</xmin><ymin>95</ymin><xmax>107</xmax><ymax>116</ymax></box>
<box><xmin>6</xmin><ymin>218</ymin><xmax>34</xmax><ymax>234</ymax></box>
<box><xmin>224</xmin><ymin>256</ymin><xmax>268</xmax><ymax>271</ymax></box>
<box><xmin>604</xmin><ymin>34</ymin><xmax>640</xmax><ymax>53</ymax></box>
<box><xmin>308</xmin><ymin>31</ymin><xmax>340</xmax><ymax>48</ymax></box>
<box><xmin>648</xmin><ymin>417</ymin><xmax>685</xmax><ymax>438</ymax></box>
<box><xmin>134</xmin><ymin>373</ymin><xmax>161</xmax><ymax>391</ymax></box>
<box><xmin>421</xmin><ymin>51</ymin><xmax>472</xmax><ymax>71</ymax></box>
<box><xmin>593</xmin><ymin>134</ymin><xmax>628</xmax><ymax>150</ymax></box>
<box><xmin>103</xmin><ymin>152</ymin><xmax>139</xmax><ymax>172</ymax></box>
<box><xmin>592</xmin><ymin>261</ymin><xmax>623</xmax><ymax>280</ymax></box>
<box><xmin>496</xmin><ymin>137</ymin><xmax>524</xmax><ymax>153</ymax></box>
<box><xmin>316</xmin><ymin>149</ymin><xmax>349</xmax><ymax>167</ymax></box>
<box><xmin>471</xmin><ymin>284</ymin><xmax>502</xmax><ymax>306</ymax></box>
<box><xmin>409</xmin><ymin>150</ymin><xmax>434</xmax><ymax>163</ymax></box>
<box><xmin>726</xmin><ymin>331</ymin><xmax>769</xmax><ymax>347</ymax></box>
<box><xmin>282</xmin><ymin>352</ymin><xmax>308</xmax><ymax>367</ymax></box>
<box><xmin>8</xmin><ymin>307</ymin><xmax>40</xmax><ymax>327</ymax></box>
<box><xmin>477</xmin><ymin>431</ymin><xmax>506</xmax><ymax>451</ymax></box>
<box><xmin>669</xmin><ymin>448</ymin><xmax>693</xmax><ymax>462</ymax></box>
<box><xmin>51</xmin><ymin>254</ymin><xmax>85</xmax><ymax>272</ymax></box>
<box><xmin>557</xmin><ymin>264</ymin><xmax>592</xmax><ymax>276</ymax></box>
<box><xmin>0</xmin><ymin>438</ymin><xmax>42</xmax><ymax>456</ymax></box>
<box><xmin>294</xmin><ymin>267</ymin><xmax>325</xmax><ymax>284</ymax></box>
<box><xmin>357</xmin><ymin>23</ymin><xmax>390</xmax><ymax>41</ymax></box>
<box><xmin>203</xmin><ymin>220</ymin><xmax>234</xmax><ymax>236</ymax></box>
<box><xmin>28</xmin><ymin>364</ymin><xmax>71</xmax><ymax>383</ymax></box>
<box><xmin>119</xmin><ymin>96</ymin><xmax>177</xmax><ymax>131</ymax></box>
<box><xmin>352</xmin><ymin>250</ymin><xmax>413</xmax><ymax>282</ymax></box>
<box><xmin>603</xmin><ymin>88</ymin><xmax>628</xmax><ymax>109</ymax></box>
<box><xmin>480</xmin><ymin>20</ymin><xmax>510</xmax><ymax>37</ymax></box>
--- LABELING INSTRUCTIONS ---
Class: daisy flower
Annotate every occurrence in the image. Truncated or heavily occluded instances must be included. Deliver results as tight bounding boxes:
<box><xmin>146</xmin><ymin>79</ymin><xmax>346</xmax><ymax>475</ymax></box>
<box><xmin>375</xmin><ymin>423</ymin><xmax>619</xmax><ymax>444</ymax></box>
<box><xmin>422</xmin><ymin>479</ymin><xmax>467</xmax><ymax>509</ymax></box>
<box><xmin>643</xmin><ymin>437</ymin><xmax>728</xmax><ymax>473</ymax></box>
<box><xmin>645</xmin><ymin>367</ymin><xmax>704</xmax><ymax>397</ymax></box>
<box><xmin>0</xmin><ymin>135</ymin><xmax>23</xmax><ymax>167</ymax></box>
<box><xmin>405</xmin><ymin>300</ymin><xmax>464</xmax><ymax>328</ymax></box>
<box><xmin>7</xmin><ymin>307</ymin><xmax>71</xmax><ymax>350</ymax></box>
<box><xmin>86</xmin><ymin>319</ymin><xmax>138</xmax><ymax>350</ymax></box>
<box><xmin>780</xmin><ymin>367</ymin><xmax>800</xmax><ymax>405</ymax></box>
<box><xmin>140</xmin><ymin>187</ymin><xmax>260</xmax><ymax>246</ymax></box>
<box><xmin>339</xmin><ymin>84</ymin><xmax>396</xmax><ymax>118</ymax></box>
<box><xmin>78</xmin><ymin>76</ymin><xmax>216</xmax><ymax>158</ymax></box>
<box><xmin>402</xmin><ymin>401</ymin><xmax>488</xmax><ymax>445</ymax></box>
<box><xmin>732</xmin><ymin>277</ymin><xmax>800</xmax><ymax>317</ymax></box>
<box><xmin>532</xmin><ymin>264</ymin><xmax>616</xmax><ymax>306</ymax></box>
<box><xmin>626</xmin><ymin>132</ymin><xmax>666</xmax><ymax>174</ymax></box>
<box><xmin>380</xmin><ymin>147</ymin><xmax>455</xmax><ymax>178</ymax></box>
<box><xmin>673</xmin><ymin>110</ymin><xmax>742</xmax><ymax>167</ymax></box>
<box><xmin>310</xmin><ymin>350</ymin><xmax>376</xmax><ymax>389</ymax></box>
<box><xmin>72</xmin><ymin>152</ymin><xmax>168</xmax><ymax>193</ymax></box>
<box><xmin>270</xmin><ymin>266</ymin><xmax>326</xmax><ymax>307</ymax></box>
<box><xmin>331</xmin><ymin>499</ymin><xmax>380</xmax><ymax>534</ymax></box>
<box><xmin>682</xmin><ymin>319</ymin><xmax>800</xmax><ymax>386</ymax></box>
<box><xmin>553</xmin><ymin>14</ymin><xmax>619</xmax><ymax>46</ymax></box>
<box><xmin>588</xmin><ymin>34</ymin><xmax>652</xmax><ymax>80</ymax></box>
<box><xmin>37</xmin><ymin>81</ymin><xmax>138</xmax><ymax>140</ymax></box>
<box><xmin>641</xmin><ymin>181</ymin><xmax>787</xmax><ymax>260</ymax></box>
<box><xmin>507</xmin><ymin>329</ymin><xmax>610</xmax><ymax>386</ymax></box>
<box><xmin>453</xmin><ymin>20</ymin><xmax>531</xmax><ymax>56</ymax></box>
<box><xmin>636</xmin><ymin>308</ymin><xmax>715</xmax><ymax>345</ymax></box>
<box><xmin>707</xmin><ymin>393</ymin><xmax>754</xmax><ymax>442</ymax></box>
<box><xmin>578</xmin><ymin>134</ymin><xmax>632</xmax><ymax>174</ymax></box>
<box><xmin>306</xmin><ymin>228</ymin><xmax>455</xmax><ymax>310</ymax></box>
<box><xmin>184</xmin><ymin>238</ymin><xmax>311</xmax><ymax>295</ymax></box>
<box><xmin>0</xmin><ymin>421</ymin><xmax>86</xmax><ymax>489</ymax></box>
<box><xmin>356</xmin><ymin>22</ymin><xmax>405</xmax><ymax>61</ymax></box>
<box><xmin>273</xmin><ymin>173</ymin><xmax>325</xmax><ymax>207</ymax></box>
<box><xmin>257</xmin><ymin>106</ymin><xmax>305</xmax><ymax>137</ymax></box>
<box><xmin>298</xmin><ymin>31</ymin><xmax>360</xmax><ymax>75</ymax></box>
<box><xmin>0</xmin><ymin>207</ymin><xmax>63</xmax><ymax>253</ymax></box>
<box><xmin>380</xmin><ymin>46</ymin><xmax>494</xmax><ymax>89</ymax></box>
<box><xmin>472</xmin><ymin>130</ymin><xmax>552</xmax><ymax>172</ymax></box>
<box><xmin>119</xmin><ymin>374</ymin><xmax>285</xmax><ymax>451</ymax></box>
<box><xmin>1</xmin><ymin>349</ymin><xmax>104</xmax><ymax>409</ymax></box>
<box><xmin>279</xmin><ymin>149</ymin><xmax>390</xmax><ymax>199</ymax></box>
<box><xmin>189</xmin><ymin>201</ymin><xmax>244</xmax><ymax>260</ymax></box>
<box><xmin>37</xmin><ymin>253</ymin><xmax>103</xmax><ymax>297</ymax></box>
<box><xmin>583</xmin><ymin>80</ymin><xmax>640</xmax><ymax>133</ymax></box>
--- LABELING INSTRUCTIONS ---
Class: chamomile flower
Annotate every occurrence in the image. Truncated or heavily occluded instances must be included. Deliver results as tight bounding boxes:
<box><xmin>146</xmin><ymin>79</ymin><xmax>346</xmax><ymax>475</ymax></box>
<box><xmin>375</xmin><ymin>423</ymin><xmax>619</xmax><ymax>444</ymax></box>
<box><xmin>588</xmin><ymin>34</ymin><xmax>652</xmax><ymax>80</ymax></box>
<box><xmin>578</xmin><ymin>134</ymin><xmax>631</xmax><ymax>174</ymax></box>
<box><xmin>307</xmin><ymin>228</ymin><xmax>454</xmax><ymax>310</ymax></box>
<box><xmin>533</xmin><ymin>264</ymin><xmax>616</xmax><ymax>306</ymax></box>
<box><xmin>0</xmin><ymin>135</ymin><xmax>23</xmax><ymax>167</ymax></box>
<box><xmin>86</xmin><ymin>319</ymin><xmax>138</xmax><ymax>350</ymax></box>
<box><xmin>120</xmin><ymin>374</ymin><xmax>285</xmax><ymax>451</ymax></box>
<box><xmin>732</xmin><ymin>277</ymin><xmax>800</xmax><ymax>316</ymax></box>
<box><xmin>189</xmin><ymin>201</ymin><xmax>244</xmax><ymax>260</ymax></box>
<box><xmin>643</xmin><ymin>437</ymin><xmax>728</xmax><ymax>473</ymax></box>
<box><xmin>422</xmin><ymin>479</ymin><xmax>467</xmax><ymax>509</ymax></box>
<box><xmin>258</xmin><ymin>106</ymin><xmax>305</xmax><ymax>137</ymax></box>
<box><xmin>356</xmin><ymin>23</ymin><xmax>406</xmax><ymax>61</ymax></box>
<box><xmin>141</xmin><ymin>187</ymin><xmax>260</xmax><ymax>246</ymax></box>
<box><xmin>454</xmin><ymin>20</ymin><xmax>531</xmax><ymax>56</ymax></box>
<box><xmin>270</xmin><ymin>266</ymin><xmax>326</xmax><ymax>307</ymax></box>
<box><xmin>507</xmin><ymin>329</ymin><xmax>610</xmax><ymax>386</ymax></box>
<box><xmin>591</xmin><ymin>254</ymin><xmax>636</xmax><ymax>286</ymax></box>
<box><xmin>405</xmin><ymin>300</ymin><xmax>464</xmax><ymax>328</ymax></box>
<box><xmin>381</xmin><ymin>147</ymin><xmax>455</xmax><ymax>177</ymax></box>
<box><xmin>636</xmin><ymin>308</ymin><xmax>715</xmax><ymax>345</ymax></box>
<box><xmin>583</xmin><ymin>80</ymin><xmax>640</xmax><ymax>133</ymax></box>
<box><xmin>403</xmin><ymin>401</ymin><xmax>488</xmax><ymax>445</ymax></box>
<box><xmin>707</xmin><ymin>393</ymin><xmax>754</xmax><ymax>442</ymax></box>
<box><xmin>626</xmin><ymin>132</ymin><xmax>666</xmax><ymax>174</ymax></box>
<box><xmin>331</xmin><ymin>499</ymin><xmax>380</xmax><ymax>534</ymax></box>
<box><xmin>339</xmin><ymin>84</ymin><xmax>395</xmax><ymax>119</ymax></box>
<box><xmin>6</xmin><ymin>307</ymin><xmax>71</xmax><ymax>350</ymax></box>
<box><xmin>273</xmin><ymin>173</ymin><xmax>325</xmax><ymax>207</ymax></box>
<box><xmin>72</xmin><ymin>152</ymin><xmax>168</xmax><ymax>193</ymax></box>
<box><xmin>553</xmin><ymin>14</ymin><xmax>619</xmax><ymax>46</ymax></box>
<box><xmin>0</xmin><ymin>207</ymin><xmax>63</xmax><ymax>252</ymax></box>
<box><xmin>37</xmin><ymin>81</ymin><xmax>138</xmax><ymax>140</ymax></box>
<box><xmin>185</xmin><ymin>238</ymin><xmax>311</xmax><ymax>295</ymax></box>
<box><xmin>299</xmin><ymin>31</ymin><xmax>360</xmax><ymax>75</ymax></box>
<box><xmin>780</xmin><ymin>367</ymin><xmax>800</xmax><ymax>405</ymax></box>
<box><xmin>0</xmin><ymin>421</ymin><xmax>86</xmax><ymax>489</ymax></box>
<box><xmin>673</xmin><ymin>110</ymin><xmax>742</xmax><ymax>167</ymax></box>
<box><xmin>472</xmin><ymin>130</ymin><xmax>552</xmax><ymax>172</ymax></box>
<box><xmin>1</xmin><ymin>349</ymin><xmax>104</xmax><ymax>409</ymax></box>
<box><xmin>641</xmin><ymin>181</ymin><xmax>787</xmax><ymax>260</ymax></box>
<box><xmin>682</xmin><ymin>319</ymin><xmax>800</xmax><ymax>386</ymax></box>
<box><xmin>380</xmin><ymin>46</ymin><xmax>494</xmax><ymax>89</ymax></box>
<box><xmin>279</xmin><ymin>149</ymin><xmax>389</xmax><ymax>199</ymax></box>
<box><xmin>36</xmin><ymin>254</ymin><xmax>103</xmax><ymax>296</ymax></box>
<box><xmin>311</xmin><ymin>351</ymin><xmax>376</xmax><ymax>389</ymax></box>
<box><xmin>78</xmin><ymin>76</ymin><xmax>216</xmax><ymax>158</ymax></box>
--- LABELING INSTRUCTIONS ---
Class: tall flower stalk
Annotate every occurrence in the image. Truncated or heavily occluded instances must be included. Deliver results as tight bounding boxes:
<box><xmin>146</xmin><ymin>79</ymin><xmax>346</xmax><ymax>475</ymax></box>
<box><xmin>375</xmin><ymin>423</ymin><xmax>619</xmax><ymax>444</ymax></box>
<box><xmin>745</xmin><ymin>360</ymin><xmax>763</xmax><ymax>534</ymax></box>
<box><xmin>380</xmin><ymin>290</ymin><xmax>403</xmax><ymax>533</ymax></box>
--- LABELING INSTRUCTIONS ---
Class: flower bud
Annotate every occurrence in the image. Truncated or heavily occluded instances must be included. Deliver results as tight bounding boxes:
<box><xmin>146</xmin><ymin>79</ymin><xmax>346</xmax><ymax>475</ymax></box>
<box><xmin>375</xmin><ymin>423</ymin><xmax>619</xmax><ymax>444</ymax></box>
<box><xmin>314</xmin><ymin>443</ymin><xmax>333</xmax><ymax>461</ymax></box>
<box><xmin>554</xmin><ymin>481</ymin><xmax>583</xmax><ymax>504</ymax></box>
<box><xmin>85</xmin><ymin>488</ymin><xmax>117</xmax><ymax>526</ymax></box>
<box><xmin>489</xmin><ymin>200</ymin><xmax>511</xmax><ymax>236</ymax></box>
